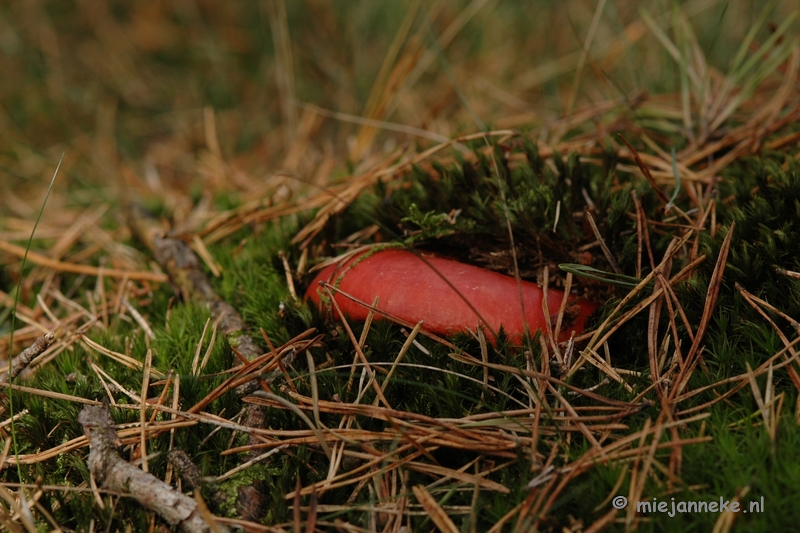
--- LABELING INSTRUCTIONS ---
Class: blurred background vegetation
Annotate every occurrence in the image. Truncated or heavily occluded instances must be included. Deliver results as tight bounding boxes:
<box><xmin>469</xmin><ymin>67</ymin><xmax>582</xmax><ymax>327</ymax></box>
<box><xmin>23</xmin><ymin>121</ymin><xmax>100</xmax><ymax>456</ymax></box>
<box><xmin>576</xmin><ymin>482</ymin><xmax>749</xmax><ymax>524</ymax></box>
<box><xmin>2</xmin><ymin>0</ymin><xmax>796</xmax><ymax>212</ymax></box>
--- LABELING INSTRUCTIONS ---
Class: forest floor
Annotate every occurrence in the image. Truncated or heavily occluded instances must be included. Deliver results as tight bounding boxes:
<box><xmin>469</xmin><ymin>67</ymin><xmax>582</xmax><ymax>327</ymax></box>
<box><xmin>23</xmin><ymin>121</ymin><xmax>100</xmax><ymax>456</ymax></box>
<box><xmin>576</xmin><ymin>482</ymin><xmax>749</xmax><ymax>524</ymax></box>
<box><xmin>2</xmin><ymin>2</ymin><xmax>800</xmax><ymax>531</ymax></box>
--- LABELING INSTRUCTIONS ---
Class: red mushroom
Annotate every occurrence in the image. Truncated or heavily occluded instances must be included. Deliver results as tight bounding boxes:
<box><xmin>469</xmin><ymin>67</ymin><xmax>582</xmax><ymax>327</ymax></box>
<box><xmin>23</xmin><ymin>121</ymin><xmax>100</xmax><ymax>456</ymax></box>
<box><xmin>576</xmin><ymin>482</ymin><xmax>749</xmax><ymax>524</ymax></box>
<box><xmin>306</xmin><ymin>249</ymin><xmax>596</xmax><ymax>345</ymax></box>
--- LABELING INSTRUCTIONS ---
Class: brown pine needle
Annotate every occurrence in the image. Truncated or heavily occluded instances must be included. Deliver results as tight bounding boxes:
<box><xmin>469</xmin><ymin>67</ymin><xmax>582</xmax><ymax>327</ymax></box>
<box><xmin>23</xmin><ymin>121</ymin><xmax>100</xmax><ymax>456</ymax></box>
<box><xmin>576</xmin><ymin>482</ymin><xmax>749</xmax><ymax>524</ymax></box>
<box><xmin>0</xmin><ymin>240</ymin><xmax>167</xmax><ymax>282</ymax></box>
<box><xmin>412</xmin><ymin>485</ymin><xmax>459</xmax><ymax>533</ymax></box>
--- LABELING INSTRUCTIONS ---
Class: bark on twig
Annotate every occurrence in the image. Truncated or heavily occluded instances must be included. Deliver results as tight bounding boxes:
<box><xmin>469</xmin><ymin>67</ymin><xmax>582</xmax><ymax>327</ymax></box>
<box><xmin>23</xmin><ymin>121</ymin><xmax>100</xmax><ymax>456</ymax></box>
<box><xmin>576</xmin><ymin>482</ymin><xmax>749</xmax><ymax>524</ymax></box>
<box><xmin>1</xmin><ymin>332</ymin><xmax>55</xmax><ymax>384</ymax></box>
<box><xmin>79</xmin><ymin>404</ymin><xmax>228</xmax><ymax>533</ymax></box>
<box><xmin>126</xmin><ymin>204</ymin><xmax>262</xmax><ymax>359</ymax></box>
<box><xmin>167</xmin><ymin>448</ymin><xmax>203</xmax><ymax>491</ymax></box>
<box><xmin>126</xmin><ymin>203</ymin><xmax>273</xmax><ymax>521</ymax></box>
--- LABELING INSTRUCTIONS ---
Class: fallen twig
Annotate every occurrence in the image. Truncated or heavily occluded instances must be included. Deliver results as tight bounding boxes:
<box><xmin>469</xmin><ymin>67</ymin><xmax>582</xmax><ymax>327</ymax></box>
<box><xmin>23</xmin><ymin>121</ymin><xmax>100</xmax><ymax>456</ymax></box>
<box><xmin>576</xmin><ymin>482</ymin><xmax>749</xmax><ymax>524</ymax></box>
<box><xmin>79</xmin><ymin>404</ymin><xmax>228</xmax><ymax>533</ymax></box>
<box><xmin>1</xmin><ymin>332</ymin><xmax>55</xmax><ymax>385</ymax></box>
<box><xmin>126</xmin><ymin>203</ymin><xmax>276</xmax><ymax>521</ymax></box>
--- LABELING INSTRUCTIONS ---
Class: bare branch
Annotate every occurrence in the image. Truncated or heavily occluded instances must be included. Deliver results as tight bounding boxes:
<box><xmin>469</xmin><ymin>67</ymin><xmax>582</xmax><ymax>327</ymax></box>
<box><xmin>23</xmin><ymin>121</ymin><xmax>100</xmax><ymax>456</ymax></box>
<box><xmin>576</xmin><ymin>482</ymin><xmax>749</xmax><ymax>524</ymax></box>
<box><xmin>79</xmin><ymin>404</ymin><xmax>228</xmax><ymax>533</ymax></box>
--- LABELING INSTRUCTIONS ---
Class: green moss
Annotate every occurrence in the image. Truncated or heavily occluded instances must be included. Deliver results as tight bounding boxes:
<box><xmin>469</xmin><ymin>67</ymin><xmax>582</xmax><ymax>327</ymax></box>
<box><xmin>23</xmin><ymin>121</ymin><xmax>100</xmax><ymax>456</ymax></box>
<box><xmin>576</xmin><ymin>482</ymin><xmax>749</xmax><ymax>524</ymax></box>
<box><xmin>217</xmin><ymin>463</ymin><xmax>282</xmax><ymax>518</ymax></box>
